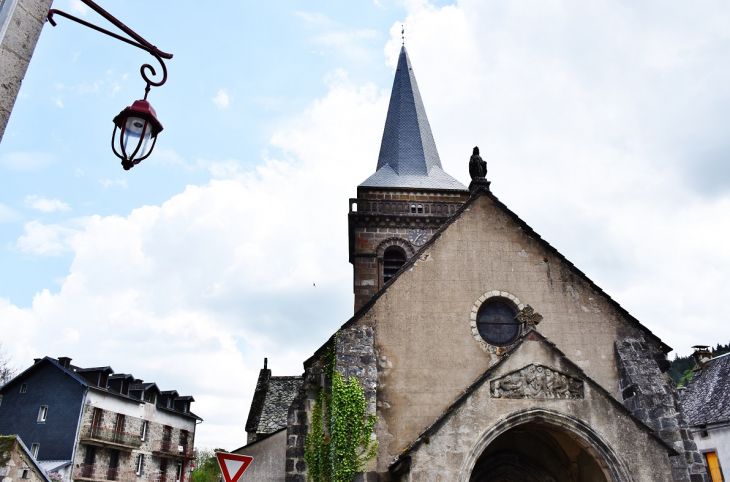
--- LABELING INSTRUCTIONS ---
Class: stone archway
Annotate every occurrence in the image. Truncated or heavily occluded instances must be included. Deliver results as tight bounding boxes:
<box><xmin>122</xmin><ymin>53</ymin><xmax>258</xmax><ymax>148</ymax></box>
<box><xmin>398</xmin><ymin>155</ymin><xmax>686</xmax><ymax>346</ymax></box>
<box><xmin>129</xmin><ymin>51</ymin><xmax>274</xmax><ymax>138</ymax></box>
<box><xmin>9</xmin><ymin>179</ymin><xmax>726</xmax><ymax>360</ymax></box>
<box><xmin>458</xmin><ymin>409</ymin><xmax>633</xmax><ymax>482</ymax></box>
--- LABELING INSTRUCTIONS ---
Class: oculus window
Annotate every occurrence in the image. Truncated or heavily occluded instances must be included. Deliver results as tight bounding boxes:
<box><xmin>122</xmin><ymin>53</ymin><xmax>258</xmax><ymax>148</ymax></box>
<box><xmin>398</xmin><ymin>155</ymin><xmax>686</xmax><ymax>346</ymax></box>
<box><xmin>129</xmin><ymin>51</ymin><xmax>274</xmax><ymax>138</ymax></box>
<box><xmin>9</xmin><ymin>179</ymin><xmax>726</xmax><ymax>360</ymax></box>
<box><xmin>476</xmin><ymin>299</ymin><xmax>519</xmax><ymax>346</ymax></box>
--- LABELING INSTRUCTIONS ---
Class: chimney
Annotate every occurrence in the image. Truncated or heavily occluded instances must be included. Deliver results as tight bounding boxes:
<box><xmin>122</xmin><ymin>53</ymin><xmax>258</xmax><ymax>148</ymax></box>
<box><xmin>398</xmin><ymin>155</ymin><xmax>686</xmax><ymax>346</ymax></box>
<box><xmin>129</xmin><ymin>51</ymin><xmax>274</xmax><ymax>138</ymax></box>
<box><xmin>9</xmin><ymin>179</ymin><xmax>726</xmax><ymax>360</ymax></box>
<box><xmin>57</xmin><ymin>357</ymin><xmax>72</xmax><ymax>368</ymax></box>
<box><xmin>692</xmin><ymin>345</ymin><xmax>712</xmax><ymax>369</ymax></box>
<box><xmin>33</xmin><ymin>358</ymin><xmax>42</xmax><ymax>364</ymax></box>
<box><xmin>264</xmin><ymin>358</ymin><xmax>268</xmax><ymax>370</ymax></box>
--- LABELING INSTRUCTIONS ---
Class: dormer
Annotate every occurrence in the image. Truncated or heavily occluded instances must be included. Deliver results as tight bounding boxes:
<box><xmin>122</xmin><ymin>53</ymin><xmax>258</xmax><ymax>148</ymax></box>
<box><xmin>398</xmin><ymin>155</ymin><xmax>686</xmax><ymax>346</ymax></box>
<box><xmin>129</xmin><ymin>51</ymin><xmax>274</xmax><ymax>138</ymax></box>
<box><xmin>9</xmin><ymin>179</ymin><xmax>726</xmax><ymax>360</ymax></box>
<box><xmin>108</xmin><ymin>374</ymin><xmax>135</xmax><ymax>395</ymax></box>
<box><xmin>75</xmin><ymin>366</ymin><xmax>114</xmax><ymax>388</ymax></box>
<box><xmin>173</xmin><ymin>396</ymin><xmax>194</xmax><ymax>414</ymax></box>
<box><xmin>159</xmin><ymin>390</ymin><xmax>179</xmax><ymax>409</ymax></box>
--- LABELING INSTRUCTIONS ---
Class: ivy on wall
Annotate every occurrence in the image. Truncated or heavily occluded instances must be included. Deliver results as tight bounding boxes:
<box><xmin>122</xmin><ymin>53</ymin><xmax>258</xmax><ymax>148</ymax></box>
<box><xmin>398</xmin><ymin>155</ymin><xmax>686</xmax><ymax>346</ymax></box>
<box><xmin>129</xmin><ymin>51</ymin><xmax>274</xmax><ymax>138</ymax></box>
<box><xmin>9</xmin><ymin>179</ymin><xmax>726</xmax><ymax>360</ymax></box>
<box><xmin>305</xmin><ymin>344</ymin><xmax>378</xmax><ymax>481</ymax></box>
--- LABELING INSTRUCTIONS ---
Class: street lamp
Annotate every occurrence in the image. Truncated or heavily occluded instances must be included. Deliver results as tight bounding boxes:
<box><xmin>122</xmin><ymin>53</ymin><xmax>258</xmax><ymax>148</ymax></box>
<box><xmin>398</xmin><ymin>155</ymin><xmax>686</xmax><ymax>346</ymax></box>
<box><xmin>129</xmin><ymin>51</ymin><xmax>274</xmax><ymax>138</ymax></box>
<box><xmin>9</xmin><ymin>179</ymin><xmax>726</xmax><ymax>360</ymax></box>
<box><xmin>112</xmin><ymin>100</ymin><xmax>163</xmax><ymax>171</ymax></box>
<box><xmin>47</xmin><ymin>0</ymin><xmax>173</xmax><ymax>171</ymax></box>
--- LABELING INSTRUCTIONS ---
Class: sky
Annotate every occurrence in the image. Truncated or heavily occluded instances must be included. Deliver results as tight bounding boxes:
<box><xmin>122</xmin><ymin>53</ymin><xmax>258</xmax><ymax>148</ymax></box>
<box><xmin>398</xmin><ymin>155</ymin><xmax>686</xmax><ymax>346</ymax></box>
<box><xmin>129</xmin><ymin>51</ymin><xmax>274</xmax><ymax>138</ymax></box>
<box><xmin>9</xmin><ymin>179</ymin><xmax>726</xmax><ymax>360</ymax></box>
<box><xmin>1</xmin><ymin>0</ymin><xmax>730</xmax><ymax>450</ymax></box>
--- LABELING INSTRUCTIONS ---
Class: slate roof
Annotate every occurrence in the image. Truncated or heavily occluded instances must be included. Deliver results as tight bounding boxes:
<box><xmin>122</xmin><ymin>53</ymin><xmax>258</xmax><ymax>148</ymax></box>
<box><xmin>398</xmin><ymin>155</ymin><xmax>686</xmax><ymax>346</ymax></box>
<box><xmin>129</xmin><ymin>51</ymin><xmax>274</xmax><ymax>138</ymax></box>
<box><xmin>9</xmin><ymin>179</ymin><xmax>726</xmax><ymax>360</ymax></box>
<box><xmin>246</xmin><ymin>366</ymin><xmax>303</xmax><ymax>437</ymax></box>
<box><xmin>257</xmin><ymin>377</ymin><xmax>302</xmax><ymax>433</ymax></box>
<box><xmin>681</xmin><ymin>353</ymin><xmax>730</xmax><ymax>426</ymax></box>
<box><xmin>359</xmin><ymin>46</ymin><xmax>466</xmax><ymax>191</ymax></box>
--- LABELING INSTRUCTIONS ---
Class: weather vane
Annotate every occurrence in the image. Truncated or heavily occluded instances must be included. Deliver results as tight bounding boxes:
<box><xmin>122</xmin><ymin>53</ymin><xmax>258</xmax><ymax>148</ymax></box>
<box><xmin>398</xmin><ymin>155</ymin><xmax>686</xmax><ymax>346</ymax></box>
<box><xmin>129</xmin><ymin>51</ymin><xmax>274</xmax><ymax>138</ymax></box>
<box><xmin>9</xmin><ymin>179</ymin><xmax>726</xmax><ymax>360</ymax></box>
<box><xmin>401</xmin><ymin>25</ymin><xmax>405</xmax><ymax>46</ymax></box>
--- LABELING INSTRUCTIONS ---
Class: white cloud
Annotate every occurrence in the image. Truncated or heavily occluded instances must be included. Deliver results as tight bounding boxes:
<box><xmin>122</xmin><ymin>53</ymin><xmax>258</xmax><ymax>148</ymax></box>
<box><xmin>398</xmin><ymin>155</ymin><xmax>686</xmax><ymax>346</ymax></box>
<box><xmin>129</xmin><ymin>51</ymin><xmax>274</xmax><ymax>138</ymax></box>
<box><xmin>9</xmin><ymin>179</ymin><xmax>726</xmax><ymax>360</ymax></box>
<box><xmin>16</xmin><ymin>221</ymin><xmax>78</xmax><ymax>256</ymax></box>
<box><xmin>212</xmin><ymin>90</ymin><xmax>231</xmax><ymax>109</ymax></box>
<box><xmin>69</xmin><ymin>0</ymin><xmax>89</xmax><ymax>16</ymax></box>
<box><xmin>25</xmin><ymin>195</ymin><xmax>71</xmax><ymax>213</ymax></box>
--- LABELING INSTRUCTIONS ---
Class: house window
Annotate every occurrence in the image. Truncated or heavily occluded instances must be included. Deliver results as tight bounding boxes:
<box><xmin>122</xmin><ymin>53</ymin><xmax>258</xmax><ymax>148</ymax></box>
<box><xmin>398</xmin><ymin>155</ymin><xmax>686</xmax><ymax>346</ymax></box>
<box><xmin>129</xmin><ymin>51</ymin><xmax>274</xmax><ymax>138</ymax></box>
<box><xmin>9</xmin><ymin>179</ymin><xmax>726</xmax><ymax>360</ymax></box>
<box><xmin>176</xmin><ymin>462</ymin><xmax>182</xmax><ymax>482</ymax></box>
<box><xmin>417</xmin><ymin>204</ymin><xmax>423</xmax><ymax>213</ymax></box>
<box><xmin>140</xmin><ymin>421</ymin><xmax>149</xmax><ymax>441</ymax></box>
<box><xmin>135</xmin><ymin>454</ymin><xmax>145</xmax><ymax>476</ymax></box>
<box><xmin>30</xmin><ymin>444</ymin><xmax>39</xmax><ymax>458</ymax></box>
<box><xmin>705</xmin><ymin>452</ymin><xmax>724</xmax><ymax>482</ymax></box>
<box><xmin>114</xmin><ymin>413</ymin><xmax>126</xmax><ymax>433</ymax></box>
<box><xmin>21</xmin><ymin>469</ymin><xmax>30</xmax><ymax>479</ymax></box>
<box><xmin>20</xmin><ymin>383</ymin><xmax>27</xmax><ymax>393</ymax></box>
<box><xmin>92</xmin><ymin>407</ymin><xmax>103</xmax><ymax>427</ymax></box>
<box><xmin>37</xmin><ymin>406</ymin><xmax>48</xmax><ymax>422</ymax></box>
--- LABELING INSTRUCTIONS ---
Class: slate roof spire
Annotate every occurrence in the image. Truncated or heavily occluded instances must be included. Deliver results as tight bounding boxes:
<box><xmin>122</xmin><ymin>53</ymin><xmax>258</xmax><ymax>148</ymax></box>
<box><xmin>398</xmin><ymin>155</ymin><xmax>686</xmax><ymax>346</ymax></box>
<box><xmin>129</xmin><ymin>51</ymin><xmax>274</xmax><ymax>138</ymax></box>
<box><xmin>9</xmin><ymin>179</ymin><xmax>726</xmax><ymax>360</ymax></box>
<box><xmin>359</xmin><ymin>46</ymin><xmax>466</xmax><ymax>190</ymax></box>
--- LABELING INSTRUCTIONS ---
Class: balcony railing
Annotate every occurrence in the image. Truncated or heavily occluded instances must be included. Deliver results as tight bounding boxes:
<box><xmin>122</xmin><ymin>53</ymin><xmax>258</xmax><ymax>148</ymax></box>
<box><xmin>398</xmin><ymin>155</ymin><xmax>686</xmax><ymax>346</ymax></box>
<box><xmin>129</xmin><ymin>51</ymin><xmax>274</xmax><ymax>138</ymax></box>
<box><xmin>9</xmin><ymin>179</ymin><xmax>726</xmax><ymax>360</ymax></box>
<box><xmin>75</xmin><ymin>465</ymin><xmax>134</xmax><ymax>482</ymax></box>
<box><xmin>150</xmin><ymin>441</ymin><xmax>196</xmax><ymax>459</ymax></box>
<box><xmin>349</xmin><ymin>198</ymin><xmax>460</xmax><ymax>217</ymax></box>
<box><xmin>81</xmin><ymin>425</ymin><xmax>142</xmax><ymax>449</ymax></box>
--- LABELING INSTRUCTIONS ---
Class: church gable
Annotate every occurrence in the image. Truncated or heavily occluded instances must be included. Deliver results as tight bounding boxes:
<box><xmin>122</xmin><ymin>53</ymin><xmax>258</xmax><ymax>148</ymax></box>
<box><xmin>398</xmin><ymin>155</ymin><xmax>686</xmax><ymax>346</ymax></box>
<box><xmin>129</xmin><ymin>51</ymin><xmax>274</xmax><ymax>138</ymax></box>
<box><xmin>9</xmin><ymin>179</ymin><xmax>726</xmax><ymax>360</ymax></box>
<box><xmin>337</xmin><ymin>187</ymin><xmax>673</xmax><ymax>462</ymax></box>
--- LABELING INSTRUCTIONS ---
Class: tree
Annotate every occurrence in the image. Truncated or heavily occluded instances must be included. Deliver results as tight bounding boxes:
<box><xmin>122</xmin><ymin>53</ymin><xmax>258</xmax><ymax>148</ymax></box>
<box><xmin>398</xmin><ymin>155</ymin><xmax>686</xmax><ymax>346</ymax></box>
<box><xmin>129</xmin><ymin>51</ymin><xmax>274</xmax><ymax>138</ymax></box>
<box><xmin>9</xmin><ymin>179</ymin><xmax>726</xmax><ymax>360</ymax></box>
<box><xmin>191</xmin><ymin>448</ymin><xmax>225</xmax><ymax>482</ymax></box>
<box><xmin>0</xmin><ymin>344</ymin><xmax>18</xmax><ymax>386</ymax></box>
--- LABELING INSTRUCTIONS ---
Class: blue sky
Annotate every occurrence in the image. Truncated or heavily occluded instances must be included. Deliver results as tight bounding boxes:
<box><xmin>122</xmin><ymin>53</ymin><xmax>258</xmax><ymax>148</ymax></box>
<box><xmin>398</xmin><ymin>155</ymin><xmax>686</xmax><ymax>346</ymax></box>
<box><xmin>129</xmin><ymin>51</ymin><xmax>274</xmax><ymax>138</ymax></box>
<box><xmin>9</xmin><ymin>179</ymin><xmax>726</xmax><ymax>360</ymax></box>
<box><xmin>2</xmin><ymin>0</ymin><xmax>730</xmax><ymax>449</ymax></box>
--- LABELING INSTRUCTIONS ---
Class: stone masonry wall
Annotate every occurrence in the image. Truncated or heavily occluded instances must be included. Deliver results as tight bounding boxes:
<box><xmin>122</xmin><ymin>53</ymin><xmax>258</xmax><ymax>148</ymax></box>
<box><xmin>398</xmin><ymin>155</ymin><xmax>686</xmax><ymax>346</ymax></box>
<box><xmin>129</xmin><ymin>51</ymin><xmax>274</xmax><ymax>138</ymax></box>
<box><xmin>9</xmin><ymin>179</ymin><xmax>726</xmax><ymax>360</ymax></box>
<box><xmin>0</xmin><ymin>0</ymin><xmax>53</xmax><ymax>142</ymax></box>
<box><xmin>615</xmin><ymin>339</ymin><xmax>708</xmax><ymax>482</ymax></box>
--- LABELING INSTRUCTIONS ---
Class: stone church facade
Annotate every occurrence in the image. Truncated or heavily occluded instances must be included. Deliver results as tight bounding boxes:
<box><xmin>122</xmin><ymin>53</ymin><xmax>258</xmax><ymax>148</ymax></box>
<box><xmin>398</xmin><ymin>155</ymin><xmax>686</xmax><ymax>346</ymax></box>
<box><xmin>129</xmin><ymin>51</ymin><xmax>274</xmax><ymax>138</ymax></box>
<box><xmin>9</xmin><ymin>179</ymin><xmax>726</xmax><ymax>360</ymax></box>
<box><xmin>239</xmin><ymin>46</ymin><xmax>709</xmax><ymax>482</ymax></box>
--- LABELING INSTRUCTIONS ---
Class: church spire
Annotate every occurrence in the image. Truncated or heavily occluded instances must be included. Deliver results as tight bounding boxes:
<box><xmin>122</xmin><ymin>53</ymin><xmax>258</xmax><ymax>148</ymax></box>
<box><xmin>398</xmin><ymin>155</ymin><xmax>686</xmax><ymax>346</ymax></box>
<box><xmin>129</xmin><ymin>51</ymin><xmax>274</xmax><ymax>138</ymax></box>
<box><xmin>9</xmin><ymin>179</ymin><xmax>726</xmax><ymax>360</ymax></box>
<box><xmin>359</xmin><ymin>46</ymin><xmax>466</xmax><ymax>190</ymax></box>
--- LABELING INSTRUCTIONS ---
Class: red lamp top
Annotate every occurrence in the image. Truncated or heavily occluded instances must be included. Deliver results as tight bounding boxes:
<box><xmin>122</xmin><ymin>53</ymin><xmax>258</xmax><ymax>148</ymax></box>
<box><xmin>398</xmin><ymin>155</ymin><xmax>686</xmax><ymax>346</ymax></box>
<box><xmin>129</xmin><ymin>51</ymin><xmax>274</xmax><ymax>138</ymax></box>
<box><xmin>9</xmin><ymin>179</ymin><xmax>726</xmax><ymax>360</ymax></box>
<box><xmin>113</xmin><ymin>99</ymin><xmax>163</xmax><ymax>135</ymax></box>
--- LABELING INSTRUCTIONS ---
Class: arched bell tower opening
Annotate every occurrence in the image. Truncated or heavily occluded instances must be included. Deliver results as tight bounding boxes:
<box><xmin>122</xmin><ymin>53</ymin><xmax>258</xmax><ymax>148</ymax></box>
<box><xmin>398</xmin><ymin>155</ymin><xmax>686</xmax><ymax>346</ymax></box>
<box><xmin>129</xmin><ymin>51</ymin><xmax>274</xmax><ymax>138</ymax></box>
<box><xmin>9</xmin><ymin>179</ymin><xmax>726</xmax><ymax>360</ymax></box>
<box><xmin>382</xmin><ymin>246</ymin><xmax>407</xmax><ymax>285</ymax></box>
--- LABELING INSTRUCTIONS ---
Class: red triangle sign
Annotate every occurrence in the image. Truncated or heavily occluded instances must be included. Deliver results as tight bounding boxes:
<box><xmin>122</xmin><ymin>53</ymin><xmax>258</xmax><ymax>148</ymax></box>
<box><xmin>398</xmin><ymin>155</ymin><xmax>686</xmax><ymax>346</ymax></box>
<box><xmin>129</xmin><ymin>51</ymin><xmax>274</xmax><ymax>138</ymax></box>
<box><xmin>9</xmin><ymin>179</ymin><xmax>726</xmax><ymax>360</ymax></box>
<box><xmin>215</xmin><ymin>452</ymin><xmax>253</xmax><ymax>482</ymax></box>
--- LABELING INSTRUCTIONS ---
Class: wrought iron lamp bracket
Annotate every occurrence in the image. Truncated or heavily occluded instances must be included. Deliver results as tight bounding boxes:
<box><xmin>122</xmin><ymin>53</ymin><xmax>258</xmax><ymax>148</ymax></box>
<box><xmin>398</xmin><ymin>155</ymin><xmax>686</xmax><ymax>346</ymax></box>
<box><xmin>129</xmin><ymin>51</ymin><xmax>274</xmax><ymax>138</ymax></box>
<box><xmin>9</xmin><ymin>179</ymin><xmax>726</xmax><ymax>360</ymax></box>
<box><xmin>47</xmin><ymin>0</ymin><xmax>173</xmax><ymax>99</ymax></box>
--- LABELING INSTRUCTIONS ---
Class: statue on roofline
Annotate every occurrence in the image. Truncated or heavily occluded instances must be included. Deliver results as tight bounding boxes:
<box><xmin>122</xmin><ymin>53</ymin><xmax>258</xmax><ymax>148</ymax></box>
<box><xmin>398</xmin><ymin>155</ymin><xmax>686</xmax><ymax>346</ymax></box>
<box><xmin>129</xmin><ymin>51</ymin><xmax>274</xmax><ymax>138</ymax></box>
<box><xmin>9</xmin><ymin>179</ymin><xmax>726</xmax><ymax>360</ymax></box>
<box><xmin>469</xmin><ymin>146</ymin><xmax>487</xmax><ymax>181</ymax></box>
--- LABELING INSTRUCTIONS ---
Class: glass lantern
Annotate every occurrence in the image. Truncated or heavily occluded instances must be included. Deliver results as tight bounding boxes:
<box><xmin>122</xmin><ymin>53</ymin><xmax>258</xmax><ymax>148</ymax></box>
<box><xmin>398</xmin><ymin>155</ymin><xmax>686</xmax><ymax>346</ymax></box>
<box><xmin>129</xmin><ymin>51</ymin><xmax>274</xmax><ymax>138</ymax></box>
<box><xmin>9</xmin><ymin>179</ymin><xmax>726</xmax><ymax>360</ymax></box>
<box><xmin>112</xmin><ymin>99</ymin><xmax>163</xmax><ymax>170</ymax></box>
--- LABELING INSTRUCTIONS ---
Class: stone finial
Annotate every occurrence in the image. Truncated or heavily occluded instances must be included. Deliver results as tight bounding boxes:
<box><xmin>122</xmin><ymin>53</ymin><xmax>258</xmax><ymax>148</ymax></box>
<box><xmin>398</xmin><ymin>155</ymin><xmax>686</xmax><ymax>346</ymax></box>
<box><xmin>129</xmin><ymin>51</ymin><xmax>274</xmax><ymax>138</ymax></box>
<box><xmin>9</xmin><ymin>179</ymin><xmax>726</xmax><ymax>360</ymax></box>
<box><xmin>516</xmin><ymin>305</ymin><xmax>543</xmax><ymax>331</ymax></box>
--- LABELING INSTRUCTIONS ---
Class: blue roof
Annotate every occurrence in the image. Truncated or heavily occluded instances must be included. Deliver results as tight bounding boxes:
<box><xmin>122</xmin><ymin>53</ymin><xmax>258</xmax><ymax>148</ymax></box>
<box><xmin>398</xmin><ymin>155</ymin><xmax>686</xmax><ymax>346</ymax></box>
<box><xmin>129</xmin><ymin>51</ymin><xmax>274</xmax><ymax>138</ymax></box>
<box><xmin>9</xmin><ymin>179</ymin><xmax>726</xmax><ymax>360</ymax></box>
<box><xmin>360</xmin><ymin>46</ymin><xmax>466</xmax><ymax>191</ymax></box>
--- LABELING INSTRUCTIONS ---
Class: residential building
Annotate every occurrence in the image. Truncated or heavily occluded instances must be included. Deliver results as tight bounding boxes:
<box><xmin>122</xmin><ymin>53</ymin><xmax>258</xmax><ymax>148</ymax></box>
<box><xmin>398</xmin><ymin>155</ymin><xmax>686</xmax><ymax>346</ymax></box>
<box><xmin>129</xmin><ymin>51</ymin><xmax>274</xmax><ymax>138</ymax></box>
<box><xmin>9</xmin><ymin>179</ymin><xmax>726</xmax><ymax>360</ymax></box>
<box><xmin>0</xmin><ymin>0</ymin><xmax>53</xmax><ymax>143</ymax></box>
<box><xmin>237</xmin><ymin>45</ymin><xmax>709</xmax><ymax>481</ymax></box>
<box><xmin>682</xmin><ymin>347</ymin><xmax>730</xmax><ymax>482</ymax></box>
<box><xmin>0</xmin><ymin>357</ymin><xmax>201</xmax><ymax>482</ymax></box>
<box><xmin>0</xmin><ymin>434</ymin><xmax>52</xmax><ymax>482</ymax></box>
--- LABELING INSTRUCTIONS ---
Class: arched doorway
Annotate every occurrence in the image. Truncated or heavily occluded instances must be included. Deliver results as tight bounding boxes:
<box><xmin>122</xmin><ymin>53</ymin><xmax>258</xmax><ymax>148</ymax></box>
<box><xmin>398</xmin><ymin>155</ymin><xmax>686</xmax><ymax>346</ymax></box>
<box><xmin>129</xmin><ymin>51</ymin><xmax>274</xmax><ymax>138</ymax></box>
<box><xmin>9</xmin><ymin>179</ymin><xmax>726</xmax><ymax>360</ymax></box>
<box><xmin>469</xmin><ymin>423</ymin><xmax>607</xmax><ymax>482</ymax></box>
<box><xmin>459</xmin><ymin>409</ymin><xmax>633</xmax><ymax>482</ymax></box>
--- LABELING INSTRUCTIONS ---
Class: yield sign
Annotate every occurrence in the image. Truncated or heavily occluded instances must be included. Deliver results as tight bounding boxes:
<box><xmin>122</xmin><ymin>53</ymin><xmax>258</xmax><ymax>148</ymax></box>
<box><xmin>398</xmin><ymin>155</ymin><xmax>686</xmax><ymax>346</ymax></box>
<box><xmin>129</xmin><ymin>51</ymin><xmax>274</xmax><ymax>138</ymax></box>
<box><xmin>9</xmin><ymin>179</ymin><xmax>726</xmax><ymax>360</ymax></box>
<box><xmin>215</xmin><ymin>452</ymin><xmax>253</xmax><ymax>482</ymax></box>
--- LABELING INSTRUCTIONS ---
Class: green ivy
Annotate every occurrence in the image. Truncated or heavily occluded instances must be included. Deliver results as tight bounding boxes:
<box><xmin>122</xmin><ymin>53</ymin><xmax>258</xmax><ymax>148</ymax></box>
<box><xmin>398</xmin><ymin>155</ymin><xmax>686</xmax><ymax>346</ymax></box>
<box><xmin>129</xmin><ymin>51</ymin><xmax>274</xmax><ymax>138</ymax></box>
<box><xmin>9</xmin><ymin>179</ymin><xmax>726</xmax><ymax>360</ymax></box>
<box><xmin>305</xmin><ymin>339</ymin><xmax>378</xmax><ymax>482</ymax></box>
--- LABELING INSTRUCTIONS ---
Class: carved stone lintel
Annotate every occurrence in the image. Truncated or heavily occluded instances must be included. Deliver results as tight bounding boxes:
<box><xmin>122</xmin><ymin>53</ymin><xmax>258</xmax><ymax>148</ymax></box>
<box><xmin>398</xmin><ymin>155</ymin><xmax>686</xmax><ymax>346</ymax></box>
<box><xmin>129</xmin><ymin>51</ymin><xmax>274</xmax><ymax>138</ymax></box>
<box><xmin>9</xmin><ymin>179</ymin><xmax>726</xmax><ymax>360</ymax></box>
<box><xmin>490</xmin><ymin>364</ymin><xmax>584</xmax><ymax>399</ymax></box>
<box><xmin>516</xmin><ymin>305</ymin><xmax>543</xmax><ymax>331</ymax></box>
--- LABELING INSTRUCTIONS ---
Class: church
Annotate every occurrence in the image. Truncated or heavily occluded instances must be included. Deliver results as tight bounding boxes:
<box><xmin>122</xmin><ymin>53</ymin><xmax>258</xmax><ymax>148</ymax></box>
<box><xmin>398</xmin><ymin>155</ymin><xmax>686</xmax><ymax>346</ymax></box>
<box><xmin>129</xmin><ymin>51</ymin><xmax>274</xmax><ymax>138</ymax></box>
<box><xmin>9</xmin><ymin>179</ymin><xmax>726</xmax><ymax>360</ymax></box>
<box><xmin>237</xmin><ymin>46</ymin><xmax>710</xmax><ymax>482</ymax></box>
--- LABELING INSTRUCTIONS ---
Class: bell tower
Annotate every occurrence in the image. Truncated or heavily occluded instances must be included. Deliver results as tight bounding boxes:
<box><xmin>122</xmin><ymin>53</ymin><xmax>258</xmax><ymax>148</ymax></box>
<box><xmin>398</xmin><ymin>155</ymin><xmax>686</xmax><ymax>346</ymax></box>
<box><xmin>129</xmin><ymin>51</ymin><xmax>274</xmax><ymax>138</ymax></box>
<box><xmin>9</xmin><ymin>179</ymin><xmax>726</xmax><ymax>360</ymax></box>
<box><xmin>348</xmin><ymin>46</ymin><xmax>470</xmax><ymax>311</ymax></box>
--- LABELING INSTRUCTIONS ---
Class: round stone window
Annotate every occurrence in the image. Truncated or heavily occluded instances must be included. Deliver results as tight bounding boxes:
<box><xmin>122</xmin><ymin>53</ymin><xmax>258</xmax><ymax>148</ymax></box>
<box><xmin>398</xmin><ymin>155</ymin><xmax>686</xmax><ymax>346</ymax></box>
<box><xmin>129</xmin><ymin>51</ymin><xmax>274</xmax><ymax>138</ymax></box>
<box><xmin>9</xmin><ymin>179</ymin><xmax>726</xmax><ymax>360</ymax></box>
<box><xmin>477</xmin><ymin>298</ymin><xmax>520</xmax><ymax>346</ymax></box>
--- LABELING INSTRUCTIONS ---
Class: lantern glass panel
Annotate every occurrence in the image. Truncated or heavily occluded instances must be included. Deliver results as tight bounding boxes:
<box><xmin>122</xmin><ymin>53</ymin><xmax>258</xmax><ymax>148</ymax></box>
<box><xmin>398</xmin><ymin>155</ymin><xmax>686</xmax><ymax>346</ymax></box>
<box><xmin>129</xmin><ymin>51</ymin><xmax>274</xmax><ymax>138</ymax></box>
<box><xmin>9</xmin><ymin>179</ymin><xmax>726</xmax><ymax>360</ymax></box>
<box><xmin>122</xmin><ymin>116</ymin><xmax>154</xmax><ymax>160</ymax></box>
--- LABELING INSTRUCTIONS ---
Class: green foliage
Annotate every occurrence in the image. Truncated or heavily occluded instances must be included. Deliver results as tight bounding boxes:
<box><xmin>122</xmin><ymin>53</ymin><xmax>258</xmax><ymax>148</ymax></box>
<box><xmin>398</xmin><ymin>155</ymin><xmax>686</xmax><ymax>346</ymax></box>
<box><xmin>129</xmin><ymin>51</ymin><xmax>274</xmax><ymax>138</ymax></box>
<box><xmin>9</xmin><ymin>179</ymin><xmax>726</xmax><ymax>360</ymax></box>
<box><xmin>678</xmin><ymin>368</ymin><xmax>694</xmax><ymax>387</ymax></box>
<box><xmin>305</xmin><ymin>336</ymin><xmax>378</xmax><ymax>482</ymax></box>
<box><xmin>191</xmin><ymin>448</ymin><xmax>225</xmax><ymax>482</ymax></box>
<box><xmin>304</xmin><ymin>390</ymin><xmax>330</xmax><ymax>482</ymax></box>
<box><xmin>329</xmin><ymin>371</ymin><xmax>378</xmax><ymax>482</ymax></box>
